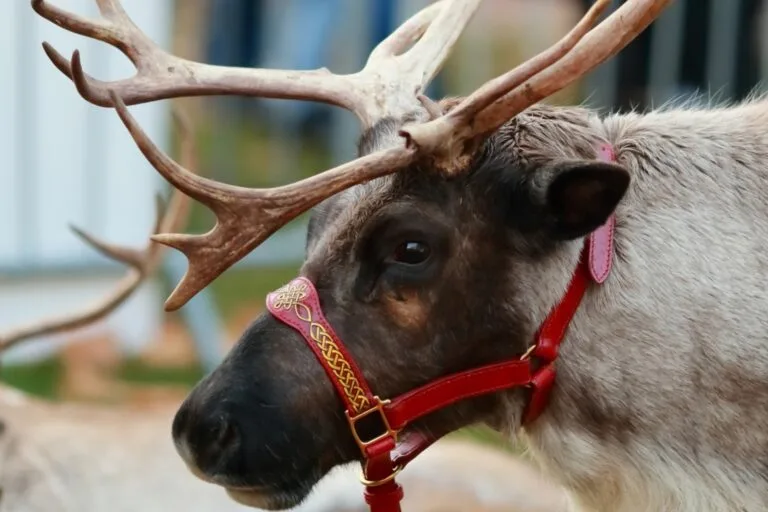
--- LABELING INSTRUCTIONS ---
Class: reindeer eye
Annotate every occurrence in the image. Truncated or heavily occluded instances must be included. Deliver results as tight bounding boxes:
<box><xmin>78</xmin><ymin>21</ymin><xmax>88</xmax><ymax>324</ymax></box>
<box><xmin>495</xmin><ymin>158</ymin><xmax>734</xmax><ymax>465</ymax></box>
<box><xmin>391</xmin><ymin>241</ymin><xmax>431</xmax><ymax>265</ymax></box>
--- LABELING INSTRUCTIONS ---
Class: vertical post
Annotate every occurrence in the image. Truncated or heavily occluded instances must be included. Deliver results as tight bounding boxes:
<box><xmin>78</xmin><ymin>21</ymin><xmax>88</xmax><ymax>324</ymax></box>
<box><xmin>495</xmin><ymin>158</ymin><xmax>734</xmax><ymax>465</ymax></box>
<box><xmin>329</xmin><ymin>0</ymin><xmax>370</xmax><ymax>166</ymax></box>
<box><xmin>16</xmin><ymin>0</ymin><xmax>38</xmax><ymax>263</ymax></box>
<box><xmin>646</xmin><ymin>0</ymin><xmax>686</xmax><ymax>106</ymax></box>
<box><xmin>706</xmin><ymin>0</ymin><xmax>741</xmax><ymax>102</ymax></box>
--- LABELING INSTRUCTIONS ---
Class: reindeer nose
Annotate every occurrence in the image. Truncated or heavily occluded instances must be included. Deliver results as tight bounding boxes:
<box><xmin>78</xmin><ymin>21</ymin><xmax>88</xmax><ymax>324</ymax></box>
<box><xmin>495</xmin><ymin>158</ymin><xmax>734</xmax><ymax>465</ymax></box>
<box><xmin>172</xmin><ymin>399</ymin><xmax>241</xmax><ymax>475</ymax></box>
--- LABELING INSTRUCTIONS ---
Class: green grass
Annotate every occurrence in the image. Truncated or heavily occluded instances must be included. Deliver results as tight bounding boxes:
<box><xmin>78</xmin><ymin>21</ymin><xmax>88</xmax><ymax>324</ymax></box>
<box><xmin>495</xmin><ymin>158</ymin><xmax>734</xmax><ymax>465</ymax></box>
<box><xmin>119</xmin><ymin>358</ymin><xmax>205</xmax><ymax>387</ymax></box>
<box><xmin>0</xmin><ymin>357</ymin><xmax>206</xmax><ymax>400</ymax></box>
<box><xmin>1</xmin><ymin>358</ymin><xmax>62</xmax><ymax>398</ymax></box>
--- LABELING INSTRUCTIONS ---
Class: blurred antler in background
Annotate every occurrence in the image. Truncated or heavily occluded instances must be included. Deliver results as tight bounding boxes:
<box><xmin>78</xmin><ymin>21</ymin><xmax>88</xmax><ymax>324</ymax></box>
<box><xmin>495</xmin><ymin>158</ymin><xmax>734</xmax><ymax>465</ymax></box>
<box><xmin>0</xmin><ymin>108</ymin><xmax>195</xmax><ymax>356</ymax></box>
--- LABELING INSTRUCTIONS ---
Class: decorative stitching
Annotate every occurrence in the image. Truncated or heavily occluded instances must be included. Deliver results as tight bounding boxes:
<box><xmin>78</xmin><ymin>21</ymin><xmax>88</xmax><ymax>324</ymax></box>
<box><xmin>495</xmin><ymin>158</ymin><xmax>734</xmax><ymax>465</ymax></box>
<box><xmin>269</xmin><ymin>279</ymin><xmax>372</xmax><ymax>413</ymax></box>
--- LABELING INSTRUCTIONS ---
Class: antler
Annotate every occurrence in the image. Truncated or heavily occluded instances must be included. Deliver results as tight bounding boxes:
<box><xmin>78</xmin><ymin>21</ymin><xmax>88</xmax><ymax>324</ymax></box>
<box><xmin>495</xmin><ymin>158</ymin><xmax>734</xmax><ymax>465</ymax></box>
<box><xmin>0</xmin><ymin>110</ymin><xmax>195</xmax><ymax>354</ymax></box>
<box><xmin>33</xmin><ymin>0</ymin><xmax>671</xmax><ymax>311</ymax></box>
<box><xmin>32</xmin><ymin>0</ymin><xmax>480</xmax><ymax>128</ymax></box>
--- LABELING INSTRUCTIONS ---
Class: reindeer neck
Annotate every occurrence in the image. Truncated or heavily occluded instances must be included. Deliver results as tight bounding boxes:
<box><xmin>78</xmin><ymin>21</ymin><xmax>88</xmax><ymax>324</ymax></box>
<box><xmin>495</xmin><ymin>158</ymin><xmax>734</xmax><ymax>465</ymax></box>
<box><xmin>516</xmin><ymin>96</ymin><xmax>768</xmax><ymax>512</ymax></box>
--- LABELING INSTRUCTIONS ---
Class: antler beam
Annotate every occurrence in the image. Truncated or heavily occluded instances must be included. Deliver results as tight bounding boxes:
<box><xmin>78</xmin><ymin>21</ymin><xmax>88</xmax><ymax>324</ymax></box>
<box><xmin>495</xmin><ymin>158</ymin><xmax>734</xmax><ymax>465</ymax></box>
<box><xmin>110</xmin><ymin>91</ymin><xmax>417</xmax><ymax>310</ymax></box>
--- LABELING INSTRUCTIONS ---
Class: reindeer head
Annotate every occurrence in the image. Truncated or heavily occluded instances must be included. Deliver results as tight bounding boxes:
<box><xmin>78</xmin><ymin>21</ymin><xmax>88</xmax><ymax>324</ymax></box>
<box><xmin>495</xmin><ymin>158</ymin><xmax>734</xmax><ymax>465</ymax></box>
<box><xmin>33</xmin><ymin>0</ymin><xmax>670</xmax><ymax>509</ymax></box>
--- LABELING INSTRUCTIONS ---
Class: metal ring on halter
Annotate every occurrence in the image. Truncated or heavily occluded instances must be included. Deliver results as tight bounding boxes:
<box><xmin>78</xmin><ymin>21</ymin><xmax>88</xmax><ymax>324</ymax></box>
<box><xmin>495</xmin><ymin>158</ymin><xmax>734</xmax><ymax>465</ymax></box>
<box><xmin>359</xmin><ymin>464</ymin><xmax>404</xmax><ymax>487</ymax></box>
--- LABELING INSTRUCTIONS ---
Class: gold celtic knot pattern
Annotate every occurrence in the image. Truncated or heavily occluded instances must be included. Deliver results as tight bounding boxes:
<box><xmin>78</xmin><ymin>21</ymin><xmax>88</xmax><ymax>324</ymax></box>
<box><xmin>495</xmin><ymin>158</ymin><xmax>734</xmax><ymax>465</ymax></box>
<box><xmin>271</xmin><ymin>280</ymin><xmax>309</xmax><ymax>310</ymax></box>
<box><xmin>309</xmin><ymin>322</ymin><xmax>371</xmax><ymax>412</ymax></box>
<box><xmin>271</xmin><ymin>280</ymin><xmax>371</xmax><ymax>413</ymax></box>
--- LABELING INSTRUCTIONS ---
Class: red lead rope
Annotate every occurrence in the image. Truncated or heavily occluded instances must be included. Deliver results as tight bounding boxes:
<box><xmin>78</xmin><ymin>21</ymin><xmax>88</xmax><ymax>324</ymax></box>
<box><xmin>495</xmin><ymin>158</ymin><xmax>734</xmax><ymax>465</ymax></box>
<box><xmin>266</xmin><ymin>146</ymin><xmax>617</xmax><ymax>512</ymax></box>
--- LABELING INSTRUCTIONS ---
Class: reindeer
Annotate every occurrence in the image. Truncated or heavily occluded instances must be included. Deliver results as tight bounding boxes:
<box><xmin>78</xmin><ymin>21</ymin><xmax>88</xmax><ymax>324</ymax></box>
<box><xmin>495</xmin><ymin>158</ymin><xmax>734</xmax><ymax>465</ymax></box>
<box><xmin>0</xmin><ymin>88</ymin><xmax>566</xmax><ymax>512</ymax></box>
<box><xmin>31</xmin><ymin>0</ymin><xmax>768</xmax><ymax>511</ymax></box>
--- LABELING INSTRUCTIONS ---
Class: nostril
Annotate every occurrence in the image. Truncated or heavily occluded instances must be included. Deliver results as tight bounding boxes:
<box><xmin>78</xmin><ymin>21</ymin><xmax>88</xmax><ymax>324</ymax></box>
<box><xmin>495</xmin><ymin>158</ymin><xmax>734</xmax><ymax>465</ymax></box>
<box><xmin>214</xmin><ymin>416</ymin><xmax>239</xmax><ymax>452</ymax></box>
<box><xmin>190</xmin><ymin>413</ymin><xmax>241</xmax><ymax>473</ymax></box>
<box><xmin>172</xmin><ymin>399</ymin><xmax>241</xmax><ymax>475</ymax></box>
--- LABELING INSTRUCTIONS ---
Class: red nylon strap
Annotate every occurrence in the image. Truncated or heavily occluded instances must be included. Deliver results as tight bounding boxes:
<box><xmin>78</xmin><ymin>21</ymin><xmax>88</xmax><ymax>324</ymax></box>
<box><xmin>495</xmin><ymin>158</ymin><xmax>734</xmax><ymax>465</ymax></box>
<box><xmin>362</xmin><ymin>437</ymin><xmax>404</xmax><ymax>512</ymax></box>
<box><xmin>522</xmin><ymin>243</ymin><xmax>591</xmax><ymax>424</ymax></box>
<box><xmin>383</xmin><ymin>359</ymin><xmax>532</xmax><ymax>430</ymax></box>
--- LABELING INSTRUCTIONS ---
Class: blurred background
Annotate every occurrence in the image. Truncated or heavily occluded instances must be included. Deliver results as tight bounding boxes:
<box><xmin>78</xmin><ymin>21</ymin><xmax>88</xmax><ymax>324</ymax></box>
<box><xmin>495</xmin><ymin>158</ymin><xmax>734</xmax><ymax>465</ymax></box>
<box><xmin>1</xmin><ymin>0</ymin><xmax>767</xmax><ymax>490</ymax></box>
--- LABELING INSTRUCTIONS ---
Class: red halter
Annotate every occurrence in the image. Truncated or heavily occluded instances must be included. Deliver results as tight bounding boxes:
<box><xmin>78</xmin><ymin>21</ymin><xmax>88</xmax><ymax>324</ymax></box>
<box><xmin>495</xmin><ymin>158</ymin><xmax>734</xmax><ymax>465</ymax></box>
<box><xmin>265</xmin><ymin>145</ymin><xmax>617</xmax><ymax>512</ymax></box>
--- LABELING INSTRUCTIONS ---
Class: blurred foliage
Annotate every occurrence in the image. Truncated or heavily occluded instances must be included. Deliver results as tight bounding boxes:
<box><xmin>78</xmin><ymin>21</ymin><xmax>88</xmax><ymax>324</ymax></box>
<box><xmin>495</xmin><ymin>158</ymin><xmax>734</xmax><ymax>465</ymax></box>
<box><xmin>207</xmin><ymin>265</ymin><xmax>301</xmax><ymax>320</ymax></box>
<box><xmin>1</xmin><ymin>358</ymin><xmax>62</xmax><ymax>398</ymax></box>
<box><xmin>119</xmin><ymin>358</ymin><xmax>206</xmax><ymax>386</ymax></box>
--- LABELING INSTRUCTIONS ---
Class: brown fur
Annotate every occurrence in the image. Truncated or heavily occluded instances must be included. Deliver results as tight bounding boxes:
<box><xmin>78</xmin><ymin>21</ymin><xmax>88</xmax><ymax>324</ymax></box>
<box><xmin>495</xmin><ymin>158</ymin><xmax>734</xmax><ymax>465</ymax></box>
<box><xmin>383</xmin><ymin>290</ymin><xmax>429</xmax><ymax>332</ymax></box>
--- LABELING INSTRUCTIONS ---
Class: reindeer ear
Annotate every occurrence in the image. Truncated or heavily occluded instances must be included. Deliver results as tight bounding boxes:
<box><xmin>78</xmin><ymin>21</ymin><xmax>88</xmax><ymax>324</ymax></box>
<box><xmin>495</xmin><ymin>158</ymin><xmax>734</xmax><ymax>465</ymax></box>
<box><xmin>537</xmin><ymin>160</ymin><xmax>630</xmax><ymax>240</ymax></box>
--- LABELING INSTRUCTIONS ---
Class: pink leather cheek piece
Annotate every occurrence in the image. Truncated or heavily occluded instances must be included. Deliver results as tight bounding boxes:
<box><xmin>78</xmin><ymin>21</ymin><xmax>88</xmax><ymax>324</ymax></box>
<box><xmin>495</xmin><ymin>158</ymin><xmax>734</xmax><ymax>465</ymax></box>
<box><xmin>588</xmin><ymin>215</ymin><xmax>615</xmax><ymax>284</ymax></box>
<box><xmin>587</xmin><ymin>143</ymin><xmax>618</xmax><ymax>284</ymax></box>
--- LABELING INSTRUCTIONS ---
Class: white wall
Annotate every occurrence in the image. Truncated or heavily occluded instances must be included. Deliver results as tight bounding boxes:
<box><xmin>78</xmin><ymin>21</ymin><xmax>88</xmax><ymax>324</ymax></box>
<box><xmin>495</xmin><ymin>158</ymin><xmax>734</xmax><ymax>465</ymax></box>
<box><xmin>0</xmin><ymin>0</ymin><xmax>174</xmax><ymax>363</ymax></box>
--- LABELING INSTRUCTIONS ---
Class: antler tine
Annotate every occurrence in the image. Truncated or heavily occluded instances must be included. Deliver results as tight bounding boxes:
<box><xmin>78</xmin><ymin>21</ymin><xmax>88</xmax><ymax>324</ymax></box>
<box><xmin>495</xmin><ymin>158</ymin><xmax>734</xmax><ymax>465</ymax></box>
<box><xmin>364</xmin><ymin>0</ymin><xmax>481</xmax><ymax>81</ymax></box>
<box><xmin>0</xmin><ymin>194</ymin><xmax>178</xmax><ymax>354</ymax></box>
<box><xmin>400</xmin><ymin>0</ymin><xmax>610</xmax><ymax>153</ymax></box>
<box><xmin>108</xmin><ymin>91</ymin><xmax>416</xmax><ymax>311</ymax></box>
<box><xmin>400</xmin><ymin>0</ymin><xmax>672</xmax><ymax>171</ymax></box>
<box><xmin>365</xmin><ymin>2</ymin><xmax>444</xmax><ymax>66</ymax></box>
<box><xmin>471</xmin><ymin>0</ymin><xmax>671</xmax><ymax>136</ymax></box>
<box><xmin>359</xmin><ymin>0</ymin><xmax>483</xmax><ymax>123</ymax></box>
<box><xmin>0</xmin><ymin>111</ymin><xmax>195</xmax><ymax>354</ymax></box>
<box><xmin>33</xmin><ymin>0</ymin><xmax>482</xmax><ymax>128</ymax></box>
<box><xmin>397</xmin><ymin>0</ymin><xmax>483</xmax><ymax>90</ymax></box>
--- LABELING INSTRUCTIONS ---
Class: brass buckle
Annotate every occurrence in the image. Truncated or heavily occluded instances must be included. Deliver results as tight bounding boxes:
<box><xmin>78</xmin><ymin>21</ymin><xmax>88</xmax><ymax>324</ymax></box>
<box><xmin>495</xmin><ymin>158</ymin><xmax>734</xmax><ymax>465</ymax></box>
<box><xmin>345</xmin><ymin>396</ymin><xmax>399</xmax><ymax>452</ymax></box>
